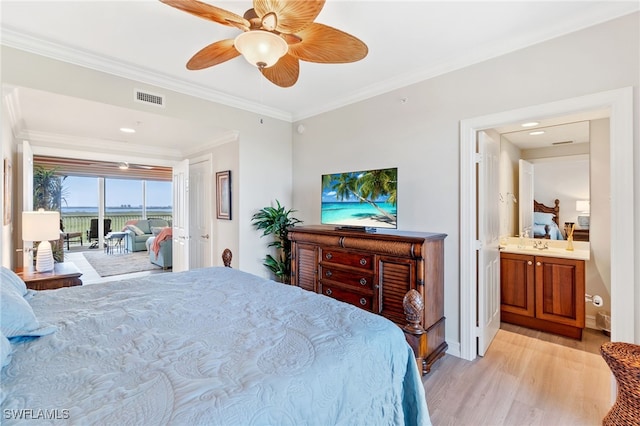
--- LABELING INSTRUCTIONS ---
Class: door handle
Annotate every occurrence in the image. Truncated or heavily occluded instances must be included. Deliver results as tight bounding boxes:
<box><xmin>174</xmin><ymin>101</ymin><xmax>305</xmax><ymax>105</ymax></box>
<box><xmin>201</xmin><ymin>234</ymin><xmax>209</xmax><ymax>239</ymax></box>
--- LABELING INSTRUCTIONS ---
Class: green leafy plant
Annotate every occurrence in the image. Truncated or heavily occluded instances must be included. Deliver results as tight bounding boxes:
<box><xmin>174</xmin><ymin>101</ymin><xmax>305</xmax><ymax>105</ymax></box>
<box><xmin>251</xmin><ymin>200</ymin><xmax>302</xmax><ymax>283</ymax></box>
<box><xmin>33</xmin><ymin>166</ymin><xmax>68</xmax><ymax>262</ymax></box>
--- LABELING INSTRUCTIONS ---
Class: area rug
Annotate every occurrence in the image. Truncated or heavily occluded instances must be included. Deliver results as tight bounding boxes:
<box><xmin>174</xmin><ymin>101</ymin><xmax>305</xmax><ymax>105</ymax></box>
<box><xmin>82</xmin><ymin>250</ymin><xmax>162</xmax><ymax>277</ymax></box>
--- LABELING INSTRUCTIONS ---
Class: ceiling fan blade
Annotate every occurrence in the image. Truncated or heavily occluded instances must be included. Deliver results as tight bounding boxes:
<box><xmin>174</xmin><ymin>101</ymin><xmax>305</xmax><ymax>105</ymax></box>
<box><xmin>260</xmin><ymin>54</ymin><xmax>299</xmax><ymax>87</ymax></box>
<box><xmin>288</xmin><ymin>23</ymin><xmax>368</xmax><ymax>63</ymax></box>
<box><xmin>187</xmin><ymin>39</ymin><xmax>240</xmax><ymax>70</ymax></box>
<box><xmin>160</xmin><ymin>0</ymin><xmax>249</xmax><ymax>30</ymax></box>
<box><xmin>253</xmin><ymin>0</ymin><xmax>324</xmax><ymax>34</ymax></box>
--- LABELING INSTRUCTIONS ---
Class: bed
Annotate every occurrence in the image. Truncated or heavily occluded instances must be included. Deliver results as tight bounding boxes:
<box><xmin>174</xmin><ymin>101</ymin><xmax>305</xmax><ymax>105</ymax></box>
<box><xmin>533</xmin><ymin>199</ymin><xmax>564</xmax><ymax>240</ymax></box>
<box><xmin>0</xmin><ymin>264</ymin><xmax>431</xmax><ymax>425</ymax></box>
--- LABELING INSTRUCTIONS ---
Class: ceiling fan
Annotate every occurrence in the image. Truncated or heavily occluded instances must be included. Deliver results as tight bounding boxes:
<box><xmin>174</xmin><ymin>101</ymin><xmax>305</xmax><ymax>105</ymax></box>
<box><xmin>160</xmin><ymin>0</ymin><xmax>368</xmax><ymax>87</ymax></box>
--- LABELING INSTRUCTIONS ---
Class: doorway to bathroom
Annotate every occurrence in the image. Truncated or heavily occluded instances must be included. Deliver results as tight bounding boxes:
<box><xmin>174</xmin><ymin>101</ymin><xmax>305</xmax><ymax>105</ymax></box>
<box><xmin>460</xmin><ymin>87</ymin><xmax>635</xmax><ymax>361</ymax></box>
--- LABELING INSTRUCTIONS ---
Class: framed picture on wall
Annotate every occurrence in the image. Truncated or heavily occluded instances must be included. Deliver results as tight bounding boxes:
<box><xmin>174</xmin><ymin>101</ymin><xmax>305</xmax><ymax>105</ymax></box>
<box><xmin>3</xmin><ymin>158</ymin><xmax>11</xmax><ymax>225</ymax></box>
<box><xmin>216</xmin><ymin>170</ymin><xmax>231</xmax><ymax>220</ymax></box>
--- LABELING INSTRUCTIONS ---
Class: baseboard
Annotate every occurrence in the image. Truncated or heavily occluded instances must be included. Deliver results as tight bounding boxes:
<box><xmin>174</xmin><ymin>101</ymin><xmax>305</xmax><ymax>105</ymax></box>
<box><xmin>585</xmin><ymin>314</ymin><xmax>597</xmax><ymax>330</ymax></box>
<box><xmin>445</xmin><ymin>340</ymin><xmax>460</xmax><ymax>358</ymax></box>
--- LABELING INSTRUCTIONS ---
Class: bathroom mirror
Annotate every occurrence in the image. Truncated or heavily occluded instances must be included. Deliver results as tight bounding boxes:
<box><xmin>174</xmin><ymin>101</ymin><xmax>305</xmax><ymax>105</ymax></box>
<box><xmin>500</xmin><ymin>120</ymin><xmax>590</xmax><ymax>242</ymax></box>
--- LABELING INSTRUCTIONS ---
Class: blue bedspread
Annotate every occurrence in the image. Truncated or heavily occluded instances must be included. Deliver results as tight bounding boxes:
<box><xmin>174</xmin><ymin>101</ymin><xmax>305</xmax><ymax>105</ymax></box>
<box><xmin>1</xmin><ymin>267</ymin><xmax>431</xmax><ymax>425</ymax></box>
<box><xmin>533</xmin><ymin>223</ymin><xmax>565</xmax><ymax>240</ymax></box>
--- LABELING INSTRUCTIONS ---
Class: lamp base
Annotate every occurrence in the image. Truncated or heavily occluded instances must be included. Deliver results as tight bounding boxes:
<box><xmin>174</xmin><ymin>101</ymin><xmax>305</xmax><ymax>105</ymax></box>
<box><xmin>35</xmin><ymin>240</ymin><xmax>55</xmax><ymax>272</ymax></box>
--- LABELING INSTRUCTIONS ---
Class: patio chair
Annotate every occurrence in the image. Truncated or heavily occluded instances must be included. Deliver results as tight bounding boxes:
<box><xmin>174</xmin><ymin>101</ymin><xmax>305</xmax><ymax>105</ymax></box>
<box><xmin>87</xmin><ymin>218</ymin><xmax>112</xmax><ymax>249</ymax></box>
<box><xmin>61</xmin><ymin>218</ymin><xmax>83</xmax><ymax>250</ymax></box>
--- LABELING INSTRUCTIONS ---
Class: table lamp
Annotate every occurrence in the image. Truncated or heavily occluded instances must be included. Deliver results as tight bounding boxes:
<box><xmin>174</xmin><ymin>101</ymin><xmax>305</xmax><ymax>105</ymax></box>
<box><xmin>22</xmin><ymin>209</ymin><xmax>60</xmax><ymax>272</ymax></box>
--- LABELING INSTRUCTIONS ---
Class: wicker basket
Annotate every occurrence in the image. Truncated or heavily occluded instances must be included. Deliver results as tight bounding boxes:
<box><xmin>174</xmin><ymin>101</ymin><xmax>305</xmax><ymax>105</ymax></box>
<box><xmin>600</xmin><ymin>342</ymin><xmax>640</xmax><ymax>426</ymax></box>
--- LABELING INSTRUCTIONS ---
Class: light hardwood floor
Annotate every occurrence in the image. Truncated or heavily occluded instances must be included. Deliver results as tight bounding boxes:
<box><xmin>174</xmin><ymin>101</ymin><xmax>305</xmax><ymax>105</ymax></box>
<box><xmin>423</xmin><ymin>325</ymin><xmax>612</xmax><ymax>425</ymax></box>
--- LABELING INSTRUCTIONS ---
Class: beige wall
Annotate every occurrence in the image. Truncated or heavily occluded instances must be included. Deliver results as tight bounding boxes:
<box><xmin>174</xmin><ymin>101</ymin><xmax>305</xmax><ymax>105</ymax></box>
<box><xmin>589</xmin><ymin>119</ymin><xmax>612</xmax><ymax>316</ymax></box>
<box><xmin>292</xmin><ymin>13</ymin><xmax>639</xmax><ymax>348</ymax></box>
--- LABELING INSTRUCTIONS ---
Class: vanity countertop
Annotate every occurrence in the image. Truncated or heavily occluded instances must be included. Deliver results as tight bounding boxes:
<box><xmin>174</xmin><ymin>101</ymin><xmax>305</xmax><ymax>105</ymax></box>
<box><xmin>499</xmin><ymin>237</ymin><xmax>590</xmax><ymax>261</ymax></box>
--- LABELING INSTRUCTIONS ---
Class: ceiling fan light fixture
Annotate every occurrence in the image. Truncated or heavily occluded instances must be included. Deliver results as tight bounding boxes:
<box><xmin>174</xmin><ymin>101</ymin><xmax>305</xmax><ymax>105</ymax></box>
<box><xmin>234</xmin><ymin>30</ymin><xmax>288</xmax><ymax>69</ymax></box>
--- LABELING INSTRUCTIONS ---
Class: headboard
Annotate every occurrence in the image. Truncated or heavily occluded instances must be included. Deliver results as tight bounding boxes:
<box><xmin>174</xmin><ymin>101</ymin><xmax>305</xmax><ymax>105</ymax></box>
<box><xmin>533</xmin><ymin>199</ymin><xmax>560</xmax><ymax>226</ymax></box>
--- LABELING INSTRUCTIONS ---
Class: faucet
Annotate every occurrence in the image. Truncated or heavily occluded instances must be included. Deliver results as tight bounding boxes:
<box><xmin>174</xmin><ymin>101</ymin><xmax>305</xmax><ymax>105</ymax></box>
<box><xmin>533</xmin><ymin>240</ymin><xmax>549</xmax><ymax>250</ymax></box>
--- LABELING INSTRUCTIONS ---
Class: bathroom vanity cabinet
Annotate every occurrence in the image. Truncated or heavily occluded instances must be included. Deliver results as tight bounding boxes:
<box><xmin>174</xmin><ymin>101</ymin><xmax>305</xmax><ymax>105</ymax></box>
<box><xmin>500</xmin><ymin>252</ymin><xmax>585</xmax><ymax>339</ymax></box>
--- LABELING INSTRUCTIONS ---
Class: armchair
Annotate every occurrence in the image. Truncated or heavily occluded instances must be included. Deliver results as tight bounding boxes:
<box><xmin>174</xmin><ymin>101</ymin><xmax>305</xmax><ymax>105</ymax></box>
<box><xmin>146</xmin><ymin>234</ymin><xmax>172</xmax><ymax>269</ymax></box>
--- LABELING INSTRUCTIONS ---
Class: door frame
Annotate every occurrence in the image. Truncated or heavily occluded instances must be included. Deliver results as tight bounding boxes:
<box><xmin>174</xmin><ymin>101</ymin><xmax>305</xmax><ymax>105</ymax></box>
<box><xmin>460</xmin><ymin>87</ymin><xmax>635</xmax><ymax>361</ymax></box>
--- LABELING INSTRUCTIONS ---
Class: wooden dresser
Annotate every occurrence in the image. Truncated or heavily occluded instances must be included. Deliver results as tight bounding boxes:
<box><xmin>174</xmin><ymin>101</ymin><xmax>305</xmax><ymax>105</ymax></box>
<box><xmin>288</xmin><ymin>225</ymin><xmax>447</xmax><ymax>374</ymax></box>
<box><xmin>16</xmin><ymin>262</ymin><xmax>83</xmax><ymax>290</ymax></box>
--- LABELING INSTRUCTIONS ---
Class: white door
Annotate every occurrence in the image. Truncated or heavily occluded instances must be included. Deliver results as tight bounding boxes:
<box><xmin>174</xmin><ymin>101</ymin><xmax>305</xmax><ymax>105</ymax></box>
<box><xmin>172</xmin><ymin>159</ymin><xmax>189</xmax><ymax>272</ymax></box>
<box><xmin>188</xmin><ymin>158</ymin><xmax>212</xmax><ymax>269</ymax></box>
<box><xmin>20</xmin><ymin>141</ymin><xmax>34</xmax><ymax>268</ymax></box>
<box><xmin>518</xmin><ymin>159</ymin><xmax>534</xmax><ymax>236</ymax></box>
<box><xmin>477</xmin><ymin>131</ymin><xmax>501</xmax><ymax>356</ymax></box>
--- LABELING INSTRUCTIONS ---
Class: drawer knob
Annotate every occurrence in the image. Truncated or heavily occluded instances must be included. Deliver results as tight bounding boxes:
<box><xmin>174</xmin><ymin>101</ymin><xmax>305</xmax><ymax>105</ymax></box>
<box><xmin>360</xmin><ymin>258</ymin><xmax>367</xmax><ymax>266</ymax></box>
<box><xmin>359</xmin><ymin>278</ymin><xmax>367</xmax><ymax>286</ymax></box>
<box><xmin>325</xmin><ymin>270</ymin><xmax>333</xmax><ymax>278</ymax></box>
<box><xmin>326</xmin><ymin>288</ymin><xmax>332</xmax><ymax>296</ymax></box>
<box><xmin>527</xmin><ymin>261</ymin><xmax>533</xmax><ymax>266</ymax></box>
<box><xmin>359</xmin><ymin>298</ymin><xmax>367</xmax><ymax>306</ymax></box>
<box><xmin>325</xmin><ymin>253</ymin><xmax>333</xmax><ymax>260</ymax></box>
<box><xmin>536</xmin><ymin>261</ymin><xmax>541</xmax><ymax>266</ymax></box>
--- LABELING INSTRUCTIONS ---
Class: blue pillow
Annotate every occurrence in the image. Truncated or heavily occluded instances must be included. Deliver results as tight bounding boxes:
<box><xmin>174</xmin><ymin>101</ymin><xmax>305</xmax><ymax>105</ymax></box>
<box><xmin>1</xmin><ymin>266</ymin><xmax>27</xmax><ymax>297</ymax></box>
<box><xmin>533</xmin><ymin>212</ymin><xmax>555</xmax><ymax>226</ymax></box>
<box><xmin>125</xmin><ymin>224</ymin><xmax>145</xmax><ymax>236</ymax></box>
<box><xmin>0</xmin><ymin>280</ymin><xmax>56</xmax><ymax>339</ymax></box>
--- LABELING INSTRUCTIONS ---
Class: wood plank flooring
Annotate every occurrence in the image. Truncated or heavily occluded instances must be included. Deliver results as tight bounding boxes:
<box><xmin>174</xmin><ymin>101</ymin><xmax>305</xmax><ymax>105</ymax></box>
<box><xmin>423</xmin><ymin>325</ymin><xmax>612</xmax><ymax>425</ymax></box>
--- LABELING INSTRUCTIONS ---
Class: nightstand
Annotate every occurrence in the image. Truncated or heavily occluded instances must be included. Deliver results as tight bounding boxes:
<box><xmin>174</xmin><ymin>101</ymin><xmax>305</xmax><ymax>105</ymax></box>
<box><xmin>16</xmin><ymin>262</ymin><xmax>83</xmax><ymax>290</ymax></box>
<box><xmin>573</xmin><ymin>229</ymin><xmax>590</xmax><ymax>242</ymax></box>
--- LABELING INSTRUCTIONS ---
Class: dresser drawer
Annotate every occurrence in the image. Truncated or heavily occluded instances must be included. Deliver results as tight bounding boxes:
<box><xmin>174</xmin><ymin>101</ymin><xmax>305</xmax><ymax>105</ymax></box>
<box><xmin>320</xmin><ymin>284</ymin><xmax>375</xmax><ymax>312</ymax></box>
<box><xmin>320</xmin><ymin>249</ymin><xmax>373</xmax><ymax>270</ymax></box>
<box><xmin>319</xmin><ymin>266</ymin><xmax>374</xmax><ymax>291</ymax></box>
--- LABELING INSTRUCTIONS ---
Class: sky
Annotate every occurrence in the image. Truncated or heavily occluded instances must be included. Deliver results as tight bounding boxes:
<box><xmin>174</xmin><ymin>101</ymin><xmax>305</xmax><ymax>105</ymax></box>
<box><xmin>63</xmin><ymin>176</ymin><xmax>172</xmax><ymax>207</ymax></box>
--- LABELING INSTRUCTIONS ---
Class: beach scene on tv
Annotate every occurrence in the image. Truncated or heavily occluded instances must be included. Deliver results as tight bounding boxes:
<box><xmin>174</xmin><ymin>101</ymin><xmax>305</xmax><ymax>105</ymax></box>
<box><xmin>321</xmin><ymin>168</ymin><xmax>397</xmax><ymax>229</ymax></box>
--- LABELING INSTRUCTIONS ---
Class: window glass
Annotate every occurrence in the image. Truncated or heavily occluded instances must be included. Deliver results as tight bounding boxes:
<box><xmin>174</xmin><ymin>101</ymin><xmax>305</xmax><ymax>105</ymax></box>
<box><xmin>106</xmin><ymin>179</ymin><xmax>143</xmax><ymax>230</ymax></box>
<box><xmin>62</xmin><ymin>176</ymin><xmax>99</xmax><ymax>235</ymax></box>
<box><xmin>146</xmin><ymin>181</ymin><xmax>173</xmax><ymax>220</ymax></box>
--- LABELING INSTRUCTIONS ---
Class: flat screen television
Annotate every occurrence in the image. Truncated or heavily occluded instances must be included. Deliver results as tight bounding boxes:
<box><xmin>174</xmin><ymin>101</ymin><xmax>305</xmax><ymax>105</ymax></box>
<box><xmin>321</xmin><ymin>167</ymin><xmax>397</xmax><ymax>229</ymax></box>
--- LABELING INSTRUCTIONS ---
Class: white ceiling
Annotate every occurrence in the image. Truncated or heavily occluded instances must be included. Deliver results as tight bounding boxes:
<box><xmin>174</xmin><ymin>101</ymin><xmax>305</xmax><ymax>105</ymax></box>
<box><xmin>1</xmin><ymin>1</ymin><xmax>638</xmax><ymax>152</ymax></box>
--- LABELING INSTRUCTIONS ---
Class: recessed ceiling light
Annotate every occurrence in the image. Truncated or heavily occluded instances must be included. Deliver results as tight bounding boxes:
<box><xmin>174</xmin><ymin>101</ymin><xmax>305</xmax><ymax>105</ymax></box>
<box><xmin>529</xmin><ymin>130</ymin><xmax>545</xmax><ymax>136</ymax></box>
<box><xmin>521</xmin><ymin>121</ymin><xmax>539</xmax><ymax>128</ymax></box>
<box><xmin>120</xmin><ymin>127</ymin><xmax>136</xmax><ymax>133</ymax></box>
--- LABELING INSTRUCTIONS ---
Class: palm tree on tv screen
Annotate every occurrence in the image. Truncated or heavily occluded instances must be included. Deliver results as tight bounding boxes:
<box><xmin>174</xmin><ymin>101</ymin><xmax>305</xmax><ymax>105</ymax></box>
<box><xmin>325</xmin><ymin>169</ymin><xmax>397</xmax><ymax>223</ymax></box>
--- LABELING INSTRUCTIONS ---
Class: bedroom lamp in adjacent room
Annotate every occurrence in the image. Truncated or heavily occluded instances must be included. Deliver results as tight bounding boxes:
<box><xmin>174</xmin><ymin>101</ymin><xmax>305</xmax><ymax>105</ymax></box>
<box><xmin>576</xmin><ymin>200</ymin><xmax>590</xmax><ymax>229</ymax></box>
<box><xmin>22</xmin><ymin>209</ymin><xmax>60</xmax><ymax>272</ymax></box>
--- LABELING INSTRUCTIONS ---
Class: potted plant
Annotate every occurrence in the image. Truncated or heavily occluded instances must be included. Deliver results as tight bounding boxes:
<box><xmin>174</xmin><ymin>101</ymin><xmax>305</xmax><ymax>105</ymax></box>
<box><xmin>251</xmin><ymin>200</ymin><xmax>302</xmax><ymax>284</ymax></box>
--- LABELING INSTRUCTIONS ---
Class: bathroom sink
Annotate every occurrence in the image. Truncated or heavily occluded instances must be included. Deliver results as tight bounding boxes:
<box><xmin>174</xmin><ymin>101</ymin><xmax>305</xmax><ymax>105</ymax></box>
<box><xmin>500</xmin><ymin>245</ymin><xmax>590</xmax><ymax>261</ymax></box>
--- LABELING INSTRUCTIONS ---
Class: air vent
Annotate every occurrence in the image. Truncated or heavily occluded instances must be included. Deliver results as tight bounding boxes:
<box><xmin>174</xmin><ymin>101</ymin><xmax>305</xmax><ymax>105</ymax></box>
<box><xmin>551</xmin><ymin>140</ymin><xmax>573</xmax><ymax>145</ymax></box>
<box><xmin>134</xmin><ymin>89</ymin><xmax>165</xmax><ymax>108</ymax></box>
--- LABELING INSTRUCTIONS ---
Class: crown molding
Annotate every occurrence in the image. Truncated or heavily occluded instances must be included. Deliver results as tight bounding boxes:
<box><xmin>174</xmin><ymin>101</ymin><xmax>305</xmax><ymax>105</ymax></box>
<box><xmin>1</xmin><ymin>27</ymin><xmax>293</xmax><ymax>122</ymax></box>
<box><xmin>18</xmin><ymin>129</ymin><xmax>184</xmax><ymax>162</ymax></box>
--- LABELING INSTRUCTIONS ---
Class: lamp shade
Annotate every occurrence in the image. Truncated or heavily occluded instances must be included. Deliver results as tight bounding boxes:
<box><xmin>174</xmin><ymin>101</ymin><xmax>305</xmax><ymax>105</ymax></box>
<box><xmin>234</xmin><ymin>30</ymin><xmax>288</xmax><ymax>69</ymax></box>
<box><xmin>576</xmin><ymin>200</ymin><xmax>590</xmax><ymax>213</ymax></box>
<box><xmin>22</xmin><ymin>209</ymin><xmax>60</xmax><ymax>242</ymax></box>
